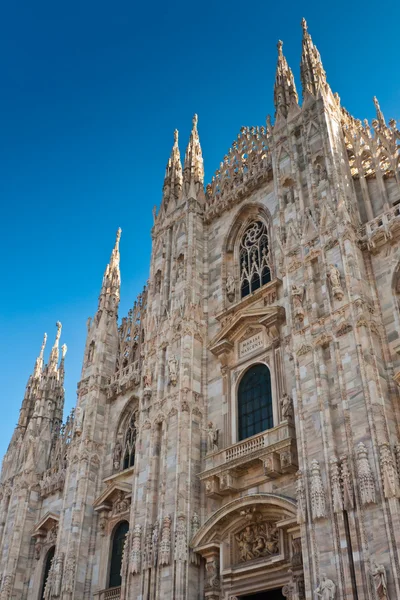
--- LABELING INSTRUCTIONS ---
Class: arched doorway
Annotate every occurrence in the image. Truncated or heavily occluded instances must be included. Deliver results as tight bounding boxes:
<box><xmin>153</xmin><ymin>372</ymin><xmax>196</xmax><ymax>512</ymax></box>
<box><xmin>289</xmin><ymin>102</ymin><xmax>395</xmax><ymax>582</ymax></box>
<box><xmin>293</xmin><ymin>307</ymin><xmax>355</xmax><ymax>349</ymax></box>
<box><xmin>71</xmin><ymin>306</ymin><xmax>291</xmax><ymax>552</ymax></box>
<box><xmin>109</xmin><ymin>520</ymin><xmax>129</xmax><ymax>588</ymax></box>
<box><xmin>40</xmin><ymin>546</ymin><xmax>55</xmax><ymax>600</ymax></box>
<box><xmin>238</xmin><ymin>364</ymin><xmax>273</xmax><ymax>441</ymax></box>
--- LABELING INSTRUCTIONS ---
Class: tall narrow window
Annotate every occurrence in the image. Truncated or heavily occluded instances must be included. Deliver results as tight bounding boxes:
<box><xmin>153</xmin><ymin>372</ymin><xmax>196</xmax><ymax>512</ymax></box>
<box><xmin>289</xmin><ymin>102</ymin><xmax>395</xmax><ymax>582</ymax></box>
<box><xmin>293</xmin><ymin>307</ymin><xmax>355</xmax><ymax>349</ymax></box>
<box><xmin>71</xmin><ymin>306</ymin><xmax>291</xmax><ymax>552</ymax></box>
<box><xmin>109</xmin><ymin>521</ymin><xmax>129</xmax><ymax>589</ymax></box>
<box><xmin>122</xmin><ymin>412</ymin><xmax>137</xmax><ymax>470</ymax></box>
<box><xmin>239</xmin><ymin>221</ymin><xmax>271</xmax><ymax>299</ymax></box>
<box><xmin>238</xmin><ymin>364</ymin><xmax>273</xmax><ymax>441</ymax></box>
<box><xmin>41</xmin><ymin>546</ymin><xmax>55</xmax><ymax>600</ymax></box>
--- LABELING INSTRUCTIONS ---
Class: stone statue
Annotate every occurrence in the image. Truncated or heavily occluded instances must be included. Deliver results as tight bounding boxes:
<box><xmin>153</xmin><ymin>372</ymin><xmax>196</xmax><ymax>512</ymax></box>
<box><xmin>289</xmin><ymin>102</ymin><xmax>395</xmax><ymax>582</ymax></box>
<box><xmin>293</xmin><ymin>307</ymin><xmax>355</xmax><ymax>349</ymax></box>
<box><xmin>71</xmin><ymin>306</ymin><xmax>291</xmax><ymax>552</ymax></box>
<box><xmin>280</xmin><ymin>394</ymin><xmax>293</xmax><ymax>422</ymax></box>
<box><xmin>370</xmin><ymin>562</ymin><xmax>389</xmax><ymax>599</ymax></box>
<box><xmin>314</xmin><ymin>574</ymin><xmax>336</xmax><ymax>599</ymax></box>
<box><xmin>168</xmin><ymin>355</ymin><xmax>178</xmax><ymax>386</ymax></box>
<box><xmin>291</xmin><ymin>284</ymin><xmax>305</xmax><ymax>323</ymax></box>
<box><xmin>327</xmin><ymin>264</ymin><xmax>344</xmax><ymax>301</ymax></box>
<box><xmin>74</xmin><ymin>406</ymin><xmax>84</xmax><ymax>436</ymax></box>
<box><xmin>226</xmin><ymin>274</ymin><xmax>236</xmax><ymax>302</ymax></box>
<box><xmin>207</xmin><ymin>422</ymin><xmax>219</xmax><ymax>453</ymax></box>
<box><xmin>113</xmin><ymin>441</ymin><xmax>122</xmax><ymax>471</ymax></box>
<box><xmin>205</xmin><ymin>556</ymin><xmax>220</xmax><ymax>589</ymax></box>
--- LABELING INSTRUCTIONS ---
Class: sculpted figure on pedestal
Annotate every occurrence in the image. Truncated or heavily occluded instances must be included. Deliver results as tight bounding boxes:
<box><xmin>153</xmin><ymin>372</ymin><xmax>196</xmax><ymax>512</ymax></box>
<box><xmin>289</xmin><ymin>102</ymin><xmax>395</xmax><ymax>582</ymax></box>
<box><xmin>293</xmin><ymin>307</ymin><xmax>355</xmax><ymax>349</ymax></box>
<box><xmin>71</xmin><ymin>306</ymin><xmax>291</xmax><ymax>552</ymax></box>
<box><xmin>226</xmin><ymin>274</ymin><xmax>236</xmax><ymax>302</ymax></box>
<box><xmin>291</xmin><ymin>284</ymin><xmax>305</xmax><ymax>323</ymax></box>
<box><xmin>168</xmin><ymin>355</ymin><xmax>178</xmax><ymax>386</ymax></box>
<box><xmin>370</xmin><ymin>562</ymin><xmax>389</xmax><ymax>599</ymax></box>
<box><xmin>314</xmin><ymin>574</ymin><xmax>336</xmax><ymax>599</ymax></box>
<box><xmin>207</xmin><ymin>422</ymin><xmax>219</xmax><ymax>453</ymax></box>
<box><xmin>280</xmin><ymin>393</ymin><xmax>294</xmax><ymax>422</ymax></box>
<box><xmin>327</xmin><ymin>264</ymin><xmax>344</xmax><ymax>301</ymax></box>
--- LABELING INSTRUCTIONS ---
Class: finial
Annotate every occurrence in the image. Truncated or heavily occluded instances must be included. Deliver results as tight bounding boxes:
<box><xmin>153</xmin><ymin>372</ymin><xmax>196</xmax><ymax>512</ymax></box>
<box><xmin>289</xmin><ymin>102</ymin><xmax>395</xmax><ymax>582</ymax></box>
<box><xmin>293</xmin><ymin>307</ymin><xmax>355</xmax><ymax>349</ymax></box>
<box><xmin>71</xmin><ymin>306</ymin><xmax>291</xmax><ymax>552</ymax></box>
<box><xmin>302</xmin><ymin>18</ymin><xmax>308</xmax><ymax>32</ymax></box>
<box><xmin>61</xmin><ymin>344</ymin><xmax>67</xmax><ymax>359</ymax></box>
<box><xmin>40</xmin><ymin>333</ymin><xmax>47</xmax><ymax>358</ymax></box>
<box><xmin>116</xmin><ymin>228</ymin><xmax>121</xmax><ymax>245</ymax></box>
<box><xmin>54</xmin><ymin>322</ymin><xmax>62</xmax><ymax>345</ymax></box>
<box><xmin>277</xmin><ymin>40</ymin><xmax>283</xmax><ymax>55</ymax></box>
<box><xmin>192</xmin><ymin>114</ymin><xmax>198</xmax><ymax>128</ymax></box>
<box><xmin>373</xmin><ymin>96</ymin><xmax>380</xmax><ymax>110</ymax></box>
<box><xmin>174</xmin><ymin>129</ymin><xmax>179</xmax><ymax>144</ymax></box>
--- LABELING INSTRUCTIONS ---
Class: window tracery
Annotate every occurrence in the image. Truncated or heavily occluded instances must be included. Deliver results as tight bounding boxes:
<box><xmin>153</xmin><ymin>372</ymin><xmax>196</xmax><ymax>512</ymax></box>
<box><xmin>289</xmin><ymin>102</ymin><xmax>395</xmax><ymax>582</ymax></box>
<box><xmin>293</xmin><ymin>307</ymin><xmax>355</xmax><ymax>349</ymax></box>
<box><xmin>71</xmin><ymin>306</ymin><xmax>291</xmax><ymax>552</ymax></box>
<box><xmin>122</xmin><ymin>411</ymin><xmax>137</xmax><ymax>471</ymax></box>
<box><xmin>239</xmin><ymin>221</ymin><xmax>271</xmax><ymax>298</ymax></box>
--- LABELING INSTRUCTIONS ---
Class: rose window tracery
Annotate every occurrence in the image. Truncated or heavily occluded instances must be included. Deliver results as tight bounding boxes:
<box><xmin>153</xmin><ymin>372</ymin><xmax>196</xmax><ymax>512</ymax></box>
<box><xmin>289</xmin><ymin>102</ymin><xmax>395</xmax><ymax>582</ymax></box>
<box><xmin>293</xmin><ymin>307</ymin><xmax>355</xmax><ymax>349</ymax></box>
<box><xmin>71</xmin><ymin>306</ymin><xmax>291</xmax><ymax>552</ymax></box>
<box><xmin>239</xmin><ymin>221</ymin><xmax>271</xmax><ymax>298</ymax></box>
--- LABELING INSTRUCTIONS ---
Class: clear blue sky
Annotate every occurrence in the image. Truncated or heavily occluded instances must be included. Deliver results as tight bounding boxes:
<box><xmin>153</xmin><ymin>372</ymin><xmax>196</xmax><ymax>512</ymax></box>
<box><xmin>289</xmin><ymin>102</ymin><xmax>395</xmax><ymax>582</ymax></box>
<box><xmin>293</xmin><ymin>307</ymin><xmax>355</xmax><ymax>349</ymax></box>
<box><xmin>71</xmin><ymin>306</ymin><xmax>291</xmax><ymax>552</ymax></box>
<box><xmin>0</xmin><ymin>0</ymin><xmax>399</xmax><ymax>463</ymax></box>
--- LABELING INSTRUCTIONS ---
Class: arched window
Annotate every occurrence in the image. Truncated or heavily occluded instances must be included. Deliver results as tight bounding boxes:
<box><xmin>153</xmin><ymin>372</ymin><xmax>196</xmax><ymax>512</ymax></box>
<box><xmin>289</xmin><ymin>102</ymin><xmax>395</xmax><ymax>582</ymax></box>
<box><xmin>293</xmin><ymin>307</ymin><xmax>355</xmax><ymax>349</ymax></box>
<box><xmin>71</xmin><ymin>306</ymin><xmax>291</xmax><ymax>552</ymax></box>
<box><xmin>109</xmin><ymin>521</ymin><xmax>129</xmax><ymax>589</ymax></box>
<box><xmin>40</xmin><ymin>546</ymin><xmax>55</xmax><ymax>600</ymax></box>
<box><xmin>238</xmin><ymin>364</ymin><xmax>273</xmax><ymax>441</ymax></box>
<box><xmin>239</xmin><ymin>221</ymin><xmax>271</xmax><ymax>299</ymax></box>
<box><xmin>122</xmin><ymin>412</ymin><xmax>137</xmax><ymax>470</ymax></box>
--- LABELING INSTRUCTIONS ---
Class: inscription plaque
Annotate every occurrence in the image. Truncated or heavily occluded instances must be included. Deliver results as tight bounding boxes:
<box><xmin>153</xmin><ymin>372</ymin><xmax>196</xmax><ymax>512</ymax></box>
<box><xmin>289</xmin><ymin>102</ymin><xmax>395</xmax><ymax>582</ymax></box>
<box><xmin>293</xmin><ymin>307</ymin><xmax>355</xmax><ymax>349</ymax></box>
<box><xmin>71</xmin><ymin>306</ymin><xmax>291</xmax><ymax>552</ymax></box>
<box><xmin>239</xmin><ymin>332</ymin><xmax>264</xmax><ymax>358</ymax></box>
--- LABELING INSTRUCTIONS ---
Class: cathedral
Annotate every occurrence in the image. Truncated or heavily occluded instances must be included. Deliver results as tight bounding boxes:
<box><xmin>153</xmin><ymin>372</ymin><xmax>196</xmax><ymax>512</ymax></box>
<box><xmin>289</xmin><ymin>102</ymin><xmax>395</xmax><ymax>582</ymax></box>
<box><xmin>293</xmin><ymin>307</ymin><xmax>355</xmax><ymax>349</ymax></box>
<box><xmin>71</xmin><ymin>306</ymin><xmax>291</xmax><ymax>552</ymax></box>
<box><xmin>2</xmin><ymin>19</ymin><xmax>400</xmax><ymax>600</ymax></box>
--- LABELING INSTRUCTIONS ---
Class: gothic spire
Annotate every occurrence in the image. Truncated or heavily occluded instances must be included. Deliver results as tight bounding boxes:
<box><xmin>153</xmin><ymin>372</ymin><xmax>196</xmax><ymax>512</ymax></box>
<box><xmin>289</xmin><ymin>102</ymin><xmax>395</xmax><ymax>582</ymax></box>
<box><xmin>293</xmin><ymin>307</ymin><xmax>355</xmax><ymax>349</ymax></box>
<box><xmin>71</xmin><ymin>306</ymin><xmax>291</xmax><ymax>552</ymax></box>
<box><xmin>48</xmin><ymin>321</ymin><xmax>62</xmax><ymax>372</ymax></box>
<box><xmin>183</xmin><ymin>114</ymin><xmax>204</xmax><ymax>198</ymax></box>
<box><xmin>373</xmin><ymin>96</ymin><xmax>386</xmax><ymax>128</ymax></box>
<box><xmin>32</xmin><ymin>332</ymin><xmax>47</xmax><ymax>379</ymax></box>
<box><xmin>59</xmin><ymin>343</ymin><xmax>67</xmax><ymax>384</ymax></box>
<box><xmin>98</xmin><ymin>228</ymin><xmax>121</xmax><ymax>316</ymax></box>
<box><xmin>300</xmin><ymin>18</ymin><xmax>327</xmax><ymax>98</ymax></box>
<box><xmin>274</xmin><ymin>40</ymin><xmax>298</xmax><ymax>118</ymax></box>
<box><xmin>162</xmin><ymin>129</ymin><xmax>183</xmax><ymax>211</ymax></box>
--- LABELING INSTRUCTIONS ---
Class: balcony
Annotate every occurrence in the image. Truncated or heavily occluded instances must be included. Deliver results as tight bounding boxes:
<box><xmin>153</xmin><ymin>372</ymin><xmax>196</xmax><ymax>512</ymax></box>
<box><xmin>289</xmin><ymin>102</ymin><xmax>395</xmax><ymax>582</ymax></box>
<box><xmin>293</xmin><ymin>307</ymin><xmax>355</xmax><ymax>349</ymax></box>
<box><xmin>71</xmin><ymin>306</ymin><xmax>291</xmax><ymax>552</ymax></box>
<box><xmin>360</xmin><ymin>203</ymin><xmax>400</xmax><ymax>251</ymax></box>
<box><xmin>200</xmin><ymin>421</ymin><xmax>297</xmax><ymax>498</ymax></box>
<box><xmin>94</xmin><ymin>587</ymin><xmax>121</xmax><ymax>600</ymax></box>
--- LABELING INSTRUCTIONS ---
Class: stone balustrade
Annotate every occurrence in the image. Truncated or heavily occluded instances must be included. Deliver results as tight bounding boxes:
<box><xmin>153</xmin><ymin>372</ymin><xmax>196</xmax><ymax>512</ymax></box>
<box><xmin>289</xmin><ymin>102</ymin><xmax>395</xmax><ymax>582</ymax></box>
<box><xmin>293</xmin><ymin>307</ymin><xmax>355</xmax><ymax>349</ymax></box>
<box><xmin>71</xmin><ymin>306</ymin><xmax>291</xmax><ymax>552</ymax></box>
<box><xmin>94</xmin><ymin>587</ymin><xmax>121</xmax><ymax>600</ymax></box>
<box><xmin>200</xmin><ymin>421</ymin><xmax>297</xmax><ymax>497</ymax></box>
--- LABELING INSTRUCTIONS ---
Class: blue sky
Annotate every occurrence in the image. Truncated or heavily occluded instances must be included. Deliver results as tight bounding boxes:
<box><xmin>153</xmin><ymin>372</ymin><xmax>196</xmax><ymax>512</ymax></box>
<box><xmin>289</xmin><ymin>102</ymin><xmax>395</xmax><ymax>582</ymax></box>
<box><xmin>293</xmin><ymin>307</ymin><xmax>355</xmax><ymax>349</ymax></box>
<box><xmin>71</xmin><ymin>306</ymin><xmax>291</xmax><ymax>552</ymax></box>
<box><xmin>0</xmin><ymin>0</ymin><xmax>399</xmax><ymax>463</ymax></box>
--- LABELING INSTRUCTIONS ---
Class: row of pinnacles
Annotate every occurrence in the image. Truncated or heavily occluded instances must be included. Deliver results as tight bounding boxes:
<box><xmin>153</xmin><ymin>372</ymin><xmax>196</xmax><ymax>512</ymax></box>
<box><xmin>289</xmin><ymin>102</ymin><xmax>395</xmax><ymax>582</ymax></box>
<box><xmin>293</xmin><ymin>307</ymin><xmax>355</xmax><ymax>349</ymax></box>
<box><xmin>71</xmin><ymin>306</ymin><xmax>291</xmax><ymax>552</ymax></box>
<box><xmin>0</xmin><ymin>17</ymin><xmax>399</xmax><ymax>600</ymax></box>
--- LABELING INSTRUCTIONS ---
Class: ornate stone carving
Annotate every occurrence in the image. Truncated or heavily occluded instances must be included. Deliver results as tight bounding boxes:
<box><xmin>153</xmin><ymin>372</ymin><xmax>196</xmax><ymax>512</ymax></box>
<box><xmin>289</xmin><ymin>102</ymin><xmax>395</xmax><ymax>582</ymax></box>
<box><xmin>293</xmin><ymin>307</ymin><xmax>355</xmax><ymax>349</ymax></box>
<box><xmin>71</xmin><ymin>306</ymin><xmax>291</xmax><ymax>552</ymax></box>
<box><xmin>226</xmin><ymin>274</ymin><xmax>236</xmax><ymax>302</ymax></box>
<box><xmin>0</xmin><ymin>574</ymin><xmax>13</xmax><ymax>600</ymax></box>
<box><xmin>160</xmin><ymin>515</ymin><xmax>172</xmax><ymax>566</ymax></box>
<box><xmin>280</xmin><ymin>393</ymin><xmax>294</xmax><ymax>422</ymax></box>
<box><xmin>379</xmin><ymin>443</ymin><xmax>399</xmax><ymax>499</ymax></box>
<box><xmin>356</xmin><ymin>442</ymin><xmax>376</xmax><ymax>505</ymax></box>
<box><xmin>282</xmin><ymin>569</ymin><xmax>300</xmax><ymax>599</ymax></box>
<box><xmin>207</xmin><ymin>422</ymin><xmax>219</xmax><ymax>453</ymax></box>
<box><xmin>340</xmin><ymin>455</ymin><xmax>354</xmax><ymax>510</ymax></box>
<box><xmin>291</xmin><ymin>284</ymin><xmax>305</xmax><ymax>324</ymax></box>
<box><xmin>330</xmin><ymin>456</ymin><xmax>343</xmax><ymax>513</ymax></box>
<box><xmin>120</xmin><ymin>532</ymin><xmax>129</xmax><ymax>580</ymax></box>
<box><xmin>112</xmin><ymin>490</ymin><xmax>130</xmax><ymax>515</ymax></box>
<box><xmin>291</xmin><ymin>537</ymin><xmax>302</xmax><ymax>567</ymax></box>
<box><xmin>130</xmin><ymin>523</ymin><xmax>142</xmax><ymax>574</ymax></box>
<box><xmin>327</xmin><ymin>264</ymin><xmax>344</xmax><ymax>301</ymax></box>
<box><xmin>205</xmin><ymin>556</ymin><xmax>220</xmax><ymax>590</ymax></box>
<box><xmin>190</xmin><ymin>512</ymin><xmax>200</xmax><ymax>565</ymax></box>
<box><xmin>74</xmin><ymin>406</ymin><xmax>84</xmax><ymax>436</ymax></box>
<box><xmin>314</xmin><ymin>574</ymin><xmax>336</xmax><ymax>599</ymax></box>
<box><xmin>235</xmin><ymin>518</ymin><xmax>279</xmax><ymax>562</ymax></box>
<box><xmin>174</xmin><ymin>514</ymin><xmax>187</xmax><ymax>562</ymax></box>
<box><xmin>310</xmin><ymin>460</ymin><xmax>326</xmax><ymax>520</ymax></box>
<box><xmin>370</xmin><ymin>561</ymin><xmax>389</xmax><ymax>599</ymax></box>
<box><xmin>296</xmin><ymin>470</ymin><xmax>307</xmax><ymax>524</ymax></box>
<box><xmin>53</xmin><ymin>553</ymin><xmax>64</xmax><ymax>597</ymax></box>
<box><xmin>151</xmin><ymin>521</ymin><xmax>159</xmax><ymax>567</ymax></box>
<box><xmin>168</xmin><ymin>355</ymin><xmax>178</xmax><ymax>386</ymax></box>
<box><xmin>62</xmin><ymin>548</ymin><xmax>76</xmax><ymax>594</ymax></box>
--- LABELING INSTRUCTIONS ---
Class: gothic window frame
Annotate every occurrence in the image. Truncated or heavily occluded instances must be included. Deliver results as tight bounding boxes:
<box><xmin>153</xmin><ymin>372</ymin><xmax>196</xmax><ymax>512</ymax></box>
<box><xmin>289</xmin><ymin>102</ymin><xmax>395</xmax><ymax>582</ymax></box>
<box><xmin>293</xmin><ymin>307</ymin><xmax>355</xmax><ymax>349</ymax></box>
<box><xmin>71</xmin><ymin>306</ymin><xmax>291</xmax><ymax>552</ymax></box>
<box><xmin>113</xmin><ymin>403</ymin><xmax>139</xmax><ymax>474</ymax></box>
<box><xmin>39</xmin><ymin>545</ymin><xmax>55</xmax><ymax>600</ymax></box>
<box><xmin>236</xmin><ymin>363</ymin><xmax>274</xmax><ymax>442</ymax></box>
<box><xmin>224</xmin><ymin>204</ymin><xmax>274</xmax><ymax>308</ymax></box>
<box><xmin>108</xmin><ymin>520</ymin><xmax>129</xmax><ymax>590</ymax></box>
<box><xmin>238</xmin><ymin>219</ymin><xmax>271</xmax><ymax>299</ymax></box>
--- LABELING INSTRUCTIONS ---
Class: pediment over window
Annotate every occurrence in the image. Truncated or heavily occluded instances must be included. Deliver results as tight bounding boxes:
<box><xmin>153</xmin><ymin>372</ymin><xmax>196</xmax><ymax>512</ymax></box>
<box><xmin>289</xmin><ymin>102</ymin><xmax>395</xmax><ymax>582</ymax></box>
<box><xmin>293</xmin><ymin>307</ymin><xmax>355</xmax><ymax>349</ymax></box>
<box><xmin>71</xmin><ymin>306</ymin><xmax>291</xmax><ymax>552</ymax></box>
<box><xmin>31</xmin><ymin>512</ymin><xmax>59</xmax><ymax>540</ymax></box>
<box><xmin>209</xmin><ymin>304</ymin><xmax>285</xmax><ymax>358</ymax></box>
<box><xmin>93</xmin><ymin>481</ymin><xmax>131</xmax><ymax>513</ymax></box>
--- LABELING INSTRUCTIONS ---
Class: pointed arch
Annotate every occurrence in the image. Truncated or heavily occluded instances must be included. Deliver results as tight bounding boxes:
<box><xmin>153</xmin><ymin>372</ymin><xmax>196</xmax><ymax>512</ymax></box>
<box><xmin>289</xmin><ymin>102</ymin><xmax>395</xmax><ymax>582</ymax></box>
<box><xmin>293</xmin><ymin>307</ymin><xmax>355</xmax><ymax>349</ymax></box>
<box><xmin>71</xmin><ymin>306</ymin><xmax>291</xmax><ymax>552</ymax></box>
<box><xmin>108</xmin><ymin>520</ymin><xmax>129</xmax><ymax>589</ymax></box>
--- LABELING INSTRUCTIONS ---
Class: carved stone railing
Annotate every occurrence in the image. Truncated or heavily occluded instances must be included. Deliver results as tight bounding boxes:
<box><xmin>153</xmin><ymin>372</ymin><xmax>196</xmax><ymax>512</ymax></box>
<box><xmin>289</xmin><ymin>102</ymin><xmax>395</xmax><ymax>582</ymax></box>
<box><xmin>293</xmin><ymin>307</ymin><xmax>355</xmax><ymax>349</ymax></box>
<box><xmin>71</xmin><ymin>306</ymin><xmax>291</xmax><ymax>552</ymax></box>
<box><xmin>360</xmin><ymin>203</ymin><xmax>400</xmax><ymax>251</ymax></box>
<box><xmin>200</xmin><ymin>421</ymin><xmax>297</xmax><ymax>497</ymax></box>
<box><xmin>107</xmin><ymin>361</ymin><xmax>140</xmax><ymax>398</ymax></box>
<box><xmin>94</xmin><ymin>587</ymin><xmax>121</xmax><ymax>600</ymax></box>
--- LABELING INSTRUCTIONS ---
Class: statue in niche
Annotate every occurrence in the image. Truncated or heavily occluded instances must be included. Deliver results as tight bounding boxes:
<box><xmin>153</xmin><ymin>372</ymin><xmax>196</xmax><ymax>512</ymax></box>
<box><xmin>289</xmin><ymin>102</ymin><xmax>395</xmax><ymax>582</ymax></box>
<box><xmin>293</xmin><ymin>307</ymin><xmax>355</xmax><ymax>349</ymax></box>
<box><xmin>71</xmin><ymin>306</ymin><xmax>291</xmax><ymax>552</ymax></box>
<box><xmin>280</xmin><ymin>393</ymin><xmax>294</xmax><ymax>422</ymax></box>
<box><xmin>327</xmin><ymin>264</ymin><xmax>344</xmax><ymax>301</ymax></box>
<box><xmin>370</xmin><ymin>562</ymin><xmax>389</xmax><ymax>599</ymax></box>
<box><xmin>74</xmin><ymin>406</ymin><xmax>84</xmax><ymax>436</ymax></box>
<box><xmin>113</xmin><ymin>441</ymin><xmax>122</xmax><ymax>471</ymax></box>
<box><xmin>314</xmin><ymin>574</ymin><xmax>336</xmax><ymax>599</ymax></box>
<box><xmin>226</xmin><ymin>274</ymin><xmax>236</xmax><ymax>302</ymax></box>
<box><xmin>167</xmin><ymin>355</ymin><xmax>178</xmax><ymax>386</ymax></box>
<box><xmin>207</xmin><ymin>422</ymin><xmax>219</xmax><ymax>453</ymax></box>
<box><xmin>291</xmin><ymin>284</ymin><xmax>305</xmax><ymax>323</ymax></box>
